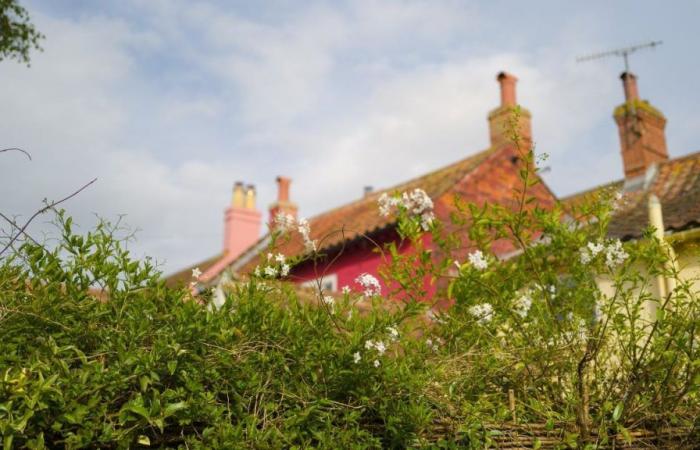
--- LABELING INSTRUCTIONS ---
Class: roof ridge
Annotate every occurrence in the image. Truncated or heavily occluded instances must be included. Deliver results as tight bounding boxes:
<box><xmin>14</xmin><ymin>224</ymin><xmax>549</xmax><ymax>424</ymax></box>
<box><xmin>300</xmin><ymin>146</ymin><xmax>495</xmax><ymax>222</ymax></box>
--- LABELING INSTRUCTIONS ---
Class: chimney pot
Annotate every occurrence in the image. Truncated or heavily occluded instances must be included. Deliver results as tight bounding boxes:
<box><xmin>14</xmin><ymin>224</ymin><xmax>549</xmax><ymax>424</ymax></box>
<box><xmin>621</xmin><ymin>72</ymin><xmax>640</xmax><ymax>101</ymax></box>
<box><xmin>364</xmin><ymin>186</ymin><xmax>373</xmax><ymax>197</ymax></box>
<box><xmin>497</xmin><ymin>72</ymin><xmax>518</xmax><ymax>107</ymax></box>
<box><xmin>244</xmin><ymin>184</ymin><xmax>256</xmax><ymax>209</ymax></box>
<box><xmin>276</xmin><ymin>176</ymin><xmax>291</xmax><ymax>202</ymax></box>
<box><xmin>232</xmin><ymin>181</ymin><xmax>245</xmax><ymax>208</ymax></box>
<box><xmin>269</xmin><ymin>176</ymin><xmax>298</xmax><ymax>226</ymax></box>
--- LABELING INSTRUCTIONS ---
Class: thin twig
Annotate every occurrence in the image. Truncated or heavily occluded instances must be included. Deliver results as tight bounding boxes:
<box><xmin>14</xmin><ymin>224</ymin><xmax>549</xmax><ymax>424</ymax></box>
<box><xmin>0</xmin><ymin>147</ymin><xmax>32</xmax><ymax>160</ymax></box>
<box><xmin>0</xmin><ymin>178</ymin><xmax>97</xmax><ymax>257</ymax></box>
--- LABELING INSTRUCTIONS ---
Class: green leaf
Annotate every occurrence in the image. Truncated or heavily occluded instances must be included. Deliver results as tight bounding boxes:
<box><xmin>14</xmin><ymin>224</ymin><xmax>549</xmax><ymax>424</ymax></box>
<box><xmin>167</xmin><ymin>360</ymin><xmax>177</xmax><ymax>375</ymax></box>
<box><xmin>163</xmin><ymin>401</ymin><xmax>187</xmax><ymax>417</ymax></box>
<box><xmin>612</xmin><ymin>402</ymin><xmax>623</xmax><ymax>422</ymax></box>
<box><xmin>137</xmin><ymin>435</ymin><xmax>150</xmax><ymax>446</ymax></box>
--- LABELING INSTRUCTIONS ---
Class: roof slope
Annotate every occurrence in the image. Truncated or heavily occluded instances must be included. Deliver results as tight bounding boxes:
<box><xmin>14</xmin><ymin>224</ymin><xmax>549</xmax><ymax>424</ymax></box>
<box><xmin>163</xmin><ymin>148</ymin><xmax>496</xmax><ymax>284</ymax></box>
<box><xmin>284</xmin><ymin>147</ymin><xmax>496</xmax><ymax>254</ymax></box>
<box><xmin>562</xmin><ymin>150</ymin><xmax>700</xmax><ymax>240</ymax></box>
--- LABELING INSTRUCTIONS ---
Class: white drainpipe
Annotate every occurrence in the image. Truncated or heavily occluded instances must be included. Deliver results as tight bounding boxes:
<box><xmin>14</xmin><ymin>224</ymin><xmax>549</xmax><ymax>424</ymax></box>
<box><xmin>647</xmin><ymin>194</ymin><xmax>677</xmax><ymax>298</ymax></box>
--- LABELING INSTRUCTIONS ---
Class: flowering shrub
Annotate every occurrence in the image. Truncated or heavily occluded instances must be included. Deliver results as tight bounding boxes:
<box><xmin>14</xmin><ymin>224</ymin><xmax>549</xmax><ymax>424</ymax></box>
<box><xmin>2</xmin><ymin>119</ymin><xmax>698</xmax><ymax>447</ymax></box>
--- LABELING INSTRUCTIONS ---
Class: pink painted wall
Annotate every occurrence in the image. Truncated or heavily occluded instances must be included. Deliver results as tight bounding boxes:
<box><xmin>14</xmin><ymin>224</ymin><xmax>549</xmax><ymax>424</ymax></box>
<box><xmin>289</xmin><ymin>231</ymin><xmax>437</xmax><ymax>299</ymax></box>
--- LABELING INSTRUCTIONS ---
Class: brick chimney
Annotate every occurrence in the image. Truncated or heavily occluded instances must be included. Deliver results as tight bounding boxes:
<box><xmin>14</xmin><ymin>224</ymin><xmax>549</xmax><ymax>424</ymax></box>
<box><xmin>488</xmin><ymin>72</ymin><xmax>532</xmax><ymax>149</ymax></box>
<box><xmin>223</xmin><ymin>181</ymin><xmax>262</xmax><ymax>257</ymax></box>
<box><xmin>269</xmin><ymin>176</ymin><xmax>298</xmax><ymax>226</ymax></box>
<box><xmin>614</xmin><ymin>72</ymin><xmax>669</xmax><ymax>178</ymax></box>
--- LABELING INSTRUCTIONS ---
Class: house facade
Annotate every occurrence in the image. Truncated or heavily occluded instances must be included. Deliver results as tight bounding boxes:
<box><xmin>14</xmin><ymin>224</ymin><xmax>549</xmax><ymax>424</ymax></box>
<box><xmin>166</xmin><ymin>70</ymin><xmax>700</xmax><ymax>307</ymax></box>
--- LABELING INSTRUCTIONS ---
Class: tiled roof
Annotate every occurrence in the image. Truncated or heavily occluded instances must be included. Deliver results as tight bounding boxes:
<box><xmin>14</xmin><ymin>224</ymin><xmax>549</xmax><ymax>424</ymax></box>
<box><xmin>162</xmin><ymin>148</ymin><xmax>496</xmax><ymax>284</ymax></box>
<box><xmin>239</xmin><ymin>148</ymin><xmax>497</xmax><ymax>270</ymax></box>
<box><xmin>562</xmin><ymin>150</ymin><xmax>700</xmax><ymax>240</ymax></box>
<box><xmin>164</xmin><ymin>254</ymin><xmax>222</xmax><ymax>287</ymax></box>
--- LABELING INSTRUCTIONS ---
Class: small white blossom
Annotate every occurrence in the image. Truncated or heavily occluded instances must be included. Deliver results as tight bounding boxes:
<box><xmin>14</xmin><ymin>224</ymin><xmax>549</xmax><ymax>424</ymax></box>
<box><xmin>353</xmin><ymin>352</ymin><xmax>361</xmax><ymax>364</ymax></box>
<box><xmin>347</xmin><ymin>309</ymin><xmax>353</xmax><ymax>320</ymax></box>
<box><xmin>274</xmin><ymin>253</ymin><xmax>286</xmax><ymax>263</ymax></box>
<box><xmin>579</xmin><ymin>239</ymin><xmax>628</xmax><ymax>269</ymax></box>
<box><xmin>264</xmin><ymin>266</ymin><xmax>278</xmax><ymax>278</ymax></box>
<box><xmin>378</xmin><ymin>188</ymin><xmax>434</xmax><ymax>230</ymax></box>
<box><xmin>374</xmin><ymin>341</ymin><xmax>387</xmax><ymax>355</ymax></box>
<box><xmin>468</xmin><ymin>250</ymin><xmax>489</xmax><ymax>271</ymax></box>
<box><xmin>387</xmin><ymin>326</ymin><xmax>399</xmax><ymax>341</ymax></box>
<box><xmin>469</xmin><ymin>303</ymin><xmax>494</xmax><ymax>324</ymax></box>
<box><xmin>191</xmin><ymin>267</ymin><xmax>202</xmax><ymax>279</ymax></box>
<box><xmin>341</xmin><ymin>285</ymin><xmax>351</xmax><ymax>295</ymax></box>
<box><xmin>253</xmin><ymin>266</ymin><xmax>261</xmax><ymax>277</ymax></box>
<box><xmin>378</xmin><ymin>193</ymin><xmax>399</xmax><ymax>217</ymax></box>
<box><xmin>515</xmin><ymin>292</ymin><xmax>532</xmax><ymax>318</ymax></box>
<box><xmin>323</xmin><ymin>295</ymin><xmax>335</xmax><ymax>310</ymax></box>
<box><xmin>373</xmin><ymin>359</ymin><xmax>381</xmax><ymax>368</ymax></box>
<box><xmin>426</xmin><ymin>337</ymin><xmax>442</xmax><ymax>352</ymax></box>
<box><xmin>605</xmin><ymin>239</ymin><xmax>629</xmax><ymax>269</ymax></box>
<box><xmin>364</xmin><ymin>340</ymin><xmax>375</xmax><ymax>350</ymax></box>
<box><xmin>274</xmin><ymin>212</ymin><xmax>296</xmax><ymax>231</ymax></box>
<box><xmin>420</xmin><ymin>211</ymin><xmax>435</xmax><ymax>231</ymax></box>
<box><xmin>355</xmin><ymin>273</ymin><xmax>381</xmax><ymax>297</ymax></box>
<box><xmin>280</xmin><ymin>264</ymin><xmax>290</xmax><ymax>277</ymax></box>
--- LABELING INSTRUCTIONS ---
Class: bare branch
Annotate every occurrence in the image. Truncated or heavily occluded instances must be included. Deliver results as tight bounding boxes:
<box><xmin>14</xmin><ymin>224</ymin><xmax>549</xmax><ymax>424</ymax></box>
<box><xmin>0</xmin><ymin>147</ymin><xmax>32</xmax><ymax>160</ymax></box>
<box><xmin>0</xmin><ymin>212</ymin><xmax>40</xmax><ymax>246</ymax></box>
<box><xmin>0</xmin><ymin>177</ymin><xmax>97</xmax><ymax>257</ymax></box>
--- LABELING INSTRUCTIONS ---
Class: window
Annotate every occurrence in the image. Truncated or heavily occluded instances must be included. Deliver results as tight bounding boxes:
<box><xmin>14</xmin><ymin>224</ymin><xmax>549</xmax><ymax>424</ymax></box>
<box><xmin>300</xmin><ymin>273</ymin><xmax>338</xmax><ymax>292</ymax></box>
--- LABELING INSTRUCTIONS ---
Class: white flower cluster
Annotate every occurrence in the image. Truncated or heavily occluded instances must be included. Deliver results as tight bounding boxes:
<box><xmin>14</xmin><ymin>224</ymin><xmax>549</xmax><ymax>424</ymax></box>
<box><xmin>514</xmin><ymin>291</ymin><xmax>533</xmax><ymax>318</ymax></box>
<box><xmin>354</xmin><ymin>326</ymin><xmax>399</xmax><ymax>367</ymax></box>
<box><xmin>468</xmin><ymin>250</ymin><xmax>489</xmax><ymax>271</ymax></box>
<box><xmin>425</xmin><ymin>337</ymin><xmax>443</xmax><ymax>353</ymax></box>
<box><xmin>378</xmin><ymin>188</ymin><xmax>435</xmax><ymax>231</ymax></box>
<box><xmin>387</xmin><ymin>325</ymin><xmax>400</xmax><ymax>341</ymax></box>
<box><xmin>579</xmin><ymin>239</ymin><xmax>629</xmax><ymax>269</ymax></box>
<box><xmin>360</xmin><ymin>339</ymin><xmax>388</xmax><ymax>368</ymax></box>
<box><xmin>469</xmin><ymin>303</ymin><xmax>494</xmax><ymax>324</ymax></box>
<box><xmin>273</xmin><ymin>213</ymin><xmax>317</xmax><ymax>253</ymax></box>
<box><xmin>253</xmin><ymin>253</ymin><xmax>291</xmax><ymax>279</ymax></box>
<box><xmin>355</xmin><ymin>273</ymin><xmax>381</xmax><ymax>297</ymax></box>
<box><xmin>190</xmin><ymin>267</ymin><xmax>202</xmax><ymax>288</ymax></box>
<box><xmin>341</xmin><ymin>285</ymin><xmax>351</xmax><ymax>295</ymax></box>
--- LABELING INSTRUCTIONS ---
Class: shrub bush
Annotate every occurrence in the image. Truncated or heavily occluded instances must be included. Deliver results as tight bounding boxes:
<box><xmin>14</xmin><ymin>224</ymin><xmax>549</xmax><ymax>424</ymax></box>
<box><xmin>2</xmin><ymin>132</ymin><xmax>699</xmax><ymax>448</ymax></box>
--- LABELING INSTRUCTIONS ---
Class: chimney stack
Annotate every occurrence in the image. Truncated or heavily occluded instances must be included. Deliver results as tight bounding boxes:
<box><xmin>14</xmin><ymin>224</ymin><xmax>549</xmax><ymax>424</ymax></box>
<box><xmin>269</xmin><ymin>176</ymin><xmax>298</xmax><ymax>225</ymax></box>
<box><xmin>614</xmin><ymin>72</ymin><xmax>669</xmax><ymax>178</ymax></box>
<box><xmin>364</xmin><ymin>186</ymin><xmax>373</xmax><ymax>197</ymax></box>
<box><xmin>223</xmin><ymin>181</ymin><xmax>262</xmax><ymax>257</ymax></box>
<box><xmin>488</xmin><ymin>72</ymin><xmax>532</xmax><ymax>150</ymax></box>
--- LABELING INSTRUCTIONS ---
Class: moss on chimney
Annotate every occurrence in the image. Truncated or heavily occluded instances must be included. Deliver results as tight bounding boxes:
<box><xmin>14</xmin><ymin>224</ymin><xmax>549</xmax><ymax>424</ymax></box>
<box><xmin>614</xmin><ymin>99</ymin><xmax>664</xmax><ymax>118</ymax></box>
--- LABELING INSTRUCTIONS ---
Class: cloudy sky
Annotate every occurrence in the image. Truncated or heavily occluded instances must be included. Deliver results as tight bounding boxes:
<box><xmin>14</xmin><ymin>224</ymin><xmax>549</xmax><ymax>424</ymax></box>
<box><xmin>2</xmin><ymin>0</ymin><xmax>699</xmax><ymax>274</ymax></box>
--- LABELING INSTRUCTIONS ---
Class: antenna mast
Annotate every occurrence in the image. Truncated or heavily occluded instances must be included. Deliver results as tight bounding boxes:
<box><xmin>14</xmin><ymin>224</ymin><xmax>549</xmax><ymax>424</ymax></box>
<box><xmin>576</xmin><ymin>40</ymin><xmax>662</xmax><ymax>72</ymax></box>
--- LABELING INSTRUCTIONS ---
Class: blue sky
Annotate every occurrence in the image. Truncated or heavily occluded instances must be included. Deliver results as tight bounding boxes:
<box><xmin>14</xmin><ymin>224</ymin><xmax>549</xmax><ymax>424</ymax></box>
<box><xmin>1</xmin><ymin>0</ymin><xmax>699</xmax><ymax>274</ymax></box>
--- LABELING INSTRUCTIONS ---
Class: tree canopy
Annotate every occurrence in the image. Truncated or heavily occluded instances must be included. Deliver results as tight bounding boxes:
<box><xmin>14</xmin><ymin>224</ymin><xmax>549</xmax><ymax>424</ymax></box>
<box><xmin>0</xmin><ymin>0</ymin><xmax>43</xmax><ymax>65</ymax></box>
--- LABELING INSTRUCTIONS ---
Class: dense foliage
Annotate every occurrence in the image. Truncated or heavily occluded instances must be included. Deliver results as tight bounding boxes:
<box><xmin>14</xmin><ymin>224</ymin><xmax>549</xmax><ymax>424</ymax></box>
<box><xmin>0</xmin><ymin>0</ymin><xmax>43</xmax><ymax>65</ymax></box>
<box><xmin>1</xmin><ymin>124</ymin><xmax>699</xmax><ymax>447</ymax></box>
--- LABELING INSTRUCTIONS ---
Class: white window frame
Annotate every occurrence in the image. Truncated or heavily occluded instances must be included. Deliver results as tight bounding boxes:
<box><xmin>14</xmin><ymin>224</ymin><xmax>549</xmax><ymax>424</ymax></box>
<box><xmin>300</xmin><ymin>273</ymin><xmax>338</xmax><ymax>293</ymax></box>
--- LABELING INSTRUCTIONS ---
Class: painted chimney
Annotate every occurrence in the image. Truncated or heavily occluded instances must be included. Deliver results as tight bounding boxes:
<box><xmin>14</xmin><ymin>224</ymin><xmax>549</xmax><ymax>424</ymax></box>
<box><xmin>223</xmin><ymin>181</ymin><xmax>262</xmax><ymax>258</ymax></box>
<box><xmin>614</xmin><ymin>72</ymin><xmax>669</xmax><ymax>178</ymax></box>
<box><xmin>488</xmin><ymin>72</ymin><xmax>532</xmax><ymax>150</ymax></box>
<box><xmin>269</xmin><ymin>176</ymin><xmax>298</xmax><ymax>225</ymax></box>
